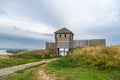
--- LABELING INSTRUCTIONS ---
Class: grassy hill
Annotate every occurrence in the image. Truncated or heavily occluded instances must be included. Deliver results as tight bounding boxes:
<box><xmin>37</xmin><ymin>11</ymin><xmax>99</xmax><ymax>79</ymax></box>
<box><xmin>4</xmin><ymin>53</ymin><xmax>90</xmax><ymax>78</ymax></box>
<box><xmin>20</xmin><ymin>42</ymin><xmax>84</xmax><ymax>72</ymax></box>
<box><xmin>0</xmin><ymin>46</ymin><xmax>120</xmax><ymax>80</ymax></box>
<box><xmin>45</xmin><ymin>46</ymin><xmax>120</xmax><ymax>80</ymax></box>
<box><xmin>0</xmin><ymin>49</ymin><xmax>54</xmax><ymax>68</ymax></box>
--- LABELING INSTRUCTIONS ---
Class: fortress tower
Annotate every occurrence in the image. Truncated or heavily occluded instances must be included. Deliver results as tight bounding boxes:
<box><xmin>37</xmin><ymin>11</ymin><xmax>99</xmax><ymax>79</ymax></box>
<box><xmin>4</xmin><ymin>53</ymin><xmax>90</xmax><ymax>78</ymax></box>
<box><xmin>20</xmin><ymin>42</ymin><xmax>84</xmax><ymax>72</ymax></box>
<box><xmin>46</xmin><ymin>27</ymin><xmax>106</xmax><ymax>57</ymax></box>
<box><xmin>54</xmin><ymin>27</ymin><xmax>74</xmax><ymax>56</ymax></box>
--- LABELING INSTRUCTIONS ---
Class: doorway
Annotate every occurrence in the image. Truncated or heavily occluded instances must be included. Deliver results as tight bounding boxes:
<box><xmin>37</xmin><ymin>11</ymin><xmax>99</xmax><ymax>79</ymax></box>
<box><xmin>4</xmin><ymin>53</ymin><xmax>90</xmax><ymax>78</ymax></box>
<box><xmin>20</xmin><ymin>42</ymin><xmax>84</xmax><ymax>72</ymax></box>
<box><xmin>59</xmin><ymin>48</ymin><xmax>68</xmax><ymax>56</ymax></box>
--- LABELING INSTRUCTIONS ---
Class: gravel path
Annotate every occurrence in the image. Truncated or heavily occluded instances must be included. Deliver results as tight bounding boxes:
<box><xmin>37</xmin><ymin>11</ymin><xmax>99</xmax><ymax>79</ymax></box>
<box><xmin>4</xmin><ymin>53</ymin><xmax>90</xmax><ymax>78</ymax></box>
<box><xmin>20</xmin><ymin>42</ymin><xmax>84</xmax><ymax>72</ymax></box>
<box><xmin>0</xmin><ymin>58</ymin><xmax>57</xmax><ymax>76</ymax></box>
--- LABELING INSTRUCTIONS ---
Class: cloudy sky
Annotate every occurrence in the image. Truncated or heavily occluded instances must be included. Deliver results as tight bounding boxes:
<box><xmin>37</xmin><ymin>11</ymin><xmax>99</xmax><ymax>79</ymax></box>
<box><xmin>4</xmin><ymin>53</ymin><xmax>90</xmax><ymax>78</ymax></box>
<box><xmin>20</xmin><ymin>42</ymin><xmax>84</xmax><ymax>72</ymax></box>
<box><xmin>0</xmin><ymin>0</ymin><xmax>120</xmax><ymax>49</ymax></box>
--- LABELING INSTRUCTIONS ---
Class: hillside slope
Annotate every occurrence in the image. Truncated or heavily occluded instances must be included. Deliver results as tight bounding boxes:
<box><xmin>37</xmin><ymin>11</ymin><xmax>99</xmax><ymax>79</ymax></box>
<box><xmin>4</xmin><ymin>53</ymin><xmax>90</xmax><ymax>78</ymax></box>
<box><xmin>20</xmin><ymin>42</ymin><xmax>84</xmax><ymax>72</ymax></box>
<box><xmin>0</xmin><ymin>49</ymin><xmax>53</xmax><ymax>68</ymax></box>
<box><xmin>45</xmin><ymin>46</ymin><xmax>120</xmax><ymax>80</ymax></box>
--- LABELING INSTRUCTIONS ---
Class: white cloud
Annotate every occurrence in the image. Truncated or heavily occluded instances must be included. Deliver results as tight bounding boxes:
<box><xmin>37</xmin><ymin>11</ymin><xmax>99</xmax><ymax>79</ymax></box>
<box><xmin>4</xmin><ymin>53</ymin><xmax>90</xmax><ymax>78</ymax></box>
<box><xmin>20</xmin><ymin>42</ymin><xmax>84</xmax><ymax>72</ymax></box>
<box><xmin>0</xmin><ymin>26</ymin><xmax>54</xmax><ymax>40</ymax></box>
<box><xmin>45</xmin><ymin>0</ymin><xmax>119</xmax><ymax>25</ymax></box>
<box><xmin>0</xmin><ymin>16</ymin><xmax>56</xmax><ymax>40</ymax></box>
<box><xmin>0</xmin><ymin>0</ymin><xmax>57</xmax><ymax>40</ymax></box>
<box><xmin>44</xmin><ymin>0</ymin><xmax>120</xmax><ymax>39</ymax></box>
<box><xmin>0</xmin><ymin>17</ymin><xmax>56</xmax><ymax>34</ymax></box>
<box><xmin>0</xmin><ymin>0</ymin><xmax>120</xmax><ymax>47</ymax></box>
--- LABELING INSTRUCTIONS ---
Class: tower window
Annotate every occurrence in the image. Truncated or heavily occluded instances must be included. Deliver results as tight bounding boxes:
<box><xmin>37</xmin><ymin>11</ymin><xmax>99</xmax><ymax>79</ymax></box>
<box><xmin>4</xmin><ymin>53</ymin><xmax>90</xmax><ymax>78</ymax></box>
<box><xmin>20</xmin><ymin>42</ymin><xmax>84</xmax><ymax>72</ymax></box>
<box><xmin>65</xmin><ymin>34</ymin><xmax>66</xmax><ymax>37</ymax></box>
<box><xmin>59</xmin><ymin>34</ymin><xmax>61</xmax><ymax>38</ymax></box>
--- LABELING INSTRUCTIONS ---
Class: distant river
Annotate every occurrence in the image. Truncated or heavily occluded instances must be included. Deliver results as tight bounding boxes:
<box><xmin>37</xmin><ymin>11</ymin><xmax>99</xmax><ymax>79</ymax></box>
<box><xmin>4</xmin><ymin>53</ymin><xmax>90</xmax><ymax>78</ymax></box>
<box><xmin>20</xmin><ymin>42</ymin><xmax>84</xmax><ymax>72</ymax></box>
<box><xmin>0</xmin><ymin>50</ymin><xmax>12</xmax><ymax>55</ymax></box>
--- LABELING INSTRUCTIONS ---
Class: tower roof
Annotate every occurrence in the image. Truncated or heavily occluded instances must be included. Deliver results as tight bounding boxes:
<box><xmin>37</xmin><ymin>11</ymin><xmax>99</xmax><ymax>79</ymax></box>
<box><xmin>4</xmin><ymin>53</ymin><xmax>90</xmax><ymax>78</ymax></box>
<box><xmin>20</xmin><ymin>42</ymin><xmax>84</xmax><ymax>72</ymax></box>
<box><xmin>54</xmin><ymin>27</ymin><xmax>73</xmax><ymax>34</ymax></box>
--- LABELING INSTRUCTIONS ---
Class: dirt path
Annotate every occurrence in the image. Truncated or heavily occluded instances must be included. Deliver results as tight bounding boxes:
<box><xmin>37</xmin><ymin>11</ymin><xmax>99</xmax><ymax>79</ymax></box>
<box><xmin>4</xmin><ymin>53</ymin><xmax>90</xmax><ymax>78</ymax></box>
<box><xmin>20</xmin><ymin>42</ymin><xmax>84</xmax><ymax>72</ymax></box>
<box><xmin>0</xmin><ymin>58</ymin><xmax>57</xmax><ymax>76</ymax></box>
<box><xmin>34</xmin><ymin>64</ymin><xmax>56</xmax><ymax>80</ymax></box>
<box><xmin>35</xmin><ymin>68</ymin><xmax>56</xmax><ymax>80</ymax></box>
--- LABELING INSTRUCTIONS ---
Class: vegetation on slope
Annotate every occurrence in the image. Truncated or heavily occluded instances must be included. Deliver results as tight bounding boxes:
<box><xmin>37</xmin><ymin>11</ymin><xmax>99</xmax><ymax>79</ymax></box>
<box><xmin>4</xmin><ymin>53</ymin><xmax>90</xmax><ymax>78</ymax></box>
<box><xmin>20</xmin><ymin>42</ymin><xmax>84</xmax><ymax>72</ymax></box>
<box><xmin>69</xmin><ymin>46</ymin><xmax>120</xmax><ymax>70</ymax></box>
<box><xmin>0</xmin><ymin>49</ymin><xmax>54</xmax><ymax>68</ymax></box>
<box><xmin>45</xmin><ymin>46</ymin><xmax>120</xmax><ymax>80</ymax></box>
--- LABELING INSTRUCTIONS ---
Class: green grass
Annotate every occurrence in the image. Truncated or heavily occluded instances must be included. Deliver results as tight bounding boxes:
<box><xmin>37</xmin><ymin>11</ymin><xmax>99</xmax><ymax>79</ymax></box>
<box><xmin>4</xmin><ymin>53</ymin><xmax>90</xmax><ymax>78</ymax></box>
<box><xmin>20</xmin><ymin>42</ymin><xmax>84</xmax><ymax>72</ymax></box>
<box><xmin>45</xmin><ymin>46</ymin><xmax>120</xmax><ymax>80</ymax></box>
<box><xmin>46</xmin><ymin>66</ymin><xmax>120</xmax><ymax>80</ymax></box>
<box><xmin>45</xmin><ymin>57</ymin><xmax>120</xmax><ymax>80</ymax></box>
<box><xmin>1</xmin><ymin>46</ymin><xmax>120</xmax><ymax>80</ymax></box>
<box><xmin>0</xmin><ymin>64</ymin><xmax>44</xmax><ymax>80</ymax></box>
<box><xmin>68</xmin><ymin>46</ymin><xmax>120</xmax><ymax>70</ymax></box>
<box><xmin>0</xmin><ymin>49</ymin><xmax>54</xmax><ymax>68</ymax></box>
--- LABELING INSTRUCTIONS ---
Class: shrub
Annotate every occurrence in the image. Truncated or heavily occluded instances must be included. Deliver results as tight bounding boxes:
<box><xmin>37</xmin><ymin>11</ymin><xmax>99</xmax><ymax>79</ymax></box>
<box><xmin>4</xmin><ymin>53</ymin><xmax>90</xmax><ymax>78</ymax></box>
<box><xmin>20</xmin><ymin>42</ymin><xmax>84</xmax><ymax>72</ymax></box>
<box><xmin>68</xmin><ymin>46</ymin><xmax>120</xmax><ymax>70</ymax></box>
<box><xmin>48</xmin><ymin>57</ymin><xmax>77</xmax><ymax>68</ymax></box>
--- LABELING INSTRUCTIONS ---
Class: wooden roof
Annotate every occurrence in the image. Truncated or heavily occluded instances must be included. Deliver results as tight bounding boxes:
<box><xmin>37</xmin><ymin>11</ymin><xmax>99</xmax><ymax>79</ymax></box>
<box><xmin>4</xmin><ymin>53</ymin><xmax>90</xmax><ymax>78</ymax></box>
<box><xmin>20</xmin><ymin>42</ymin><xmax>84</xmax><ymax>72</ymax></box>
<box><xmin>54</xmin><ymin>27</ymin><xmax>73</xmax><ymax>34</ymax></box>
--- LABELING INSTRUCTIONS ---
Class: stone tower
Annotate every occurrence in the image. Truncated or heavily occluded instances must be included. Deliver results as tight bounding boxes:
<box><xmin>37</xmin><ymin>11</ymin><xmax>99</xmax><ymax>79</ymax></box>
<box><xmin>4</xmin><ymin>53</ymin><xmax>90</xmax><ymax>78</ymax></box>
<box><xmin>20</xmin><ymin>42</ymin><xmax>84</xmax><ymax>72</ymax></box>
<box><xmin>54</xmin><ymin>27</ymin><xmax>74</xmax><ymax>56</ymax></box>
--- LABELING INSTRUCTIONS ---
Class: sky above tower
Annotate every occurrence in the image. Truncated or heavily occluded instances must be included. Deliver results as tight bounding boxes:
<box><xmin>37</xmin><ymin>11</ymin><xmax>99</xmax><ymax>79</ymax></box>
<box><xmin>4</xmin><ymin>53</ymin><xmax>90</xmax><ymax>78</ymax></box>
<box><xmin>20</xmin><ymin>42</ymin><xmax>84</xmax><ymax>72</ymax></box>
<box><xmin>0</xmin><ymin>0</ymin><xmax>120</xmax><ymax>49</ymax></box>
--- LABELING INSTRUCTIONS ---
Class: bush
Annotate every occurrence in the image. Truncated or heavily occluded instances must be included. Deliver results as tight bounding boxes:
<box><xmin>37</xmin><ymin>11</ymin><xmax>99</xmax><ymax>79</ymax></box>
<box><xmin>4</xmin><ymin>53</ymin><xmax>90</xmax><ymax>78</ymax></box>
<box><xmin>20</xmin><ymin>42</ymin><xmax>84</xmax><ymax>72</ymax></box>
<box><xmin>68</xmin><ymin>46</ymin><xmax>120</xmax><ymax>70</ymax></box>
<box><xmin>48</xmin><ymin>57</ymin><xmax>77</xmax><ymax>68</ymax></box>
